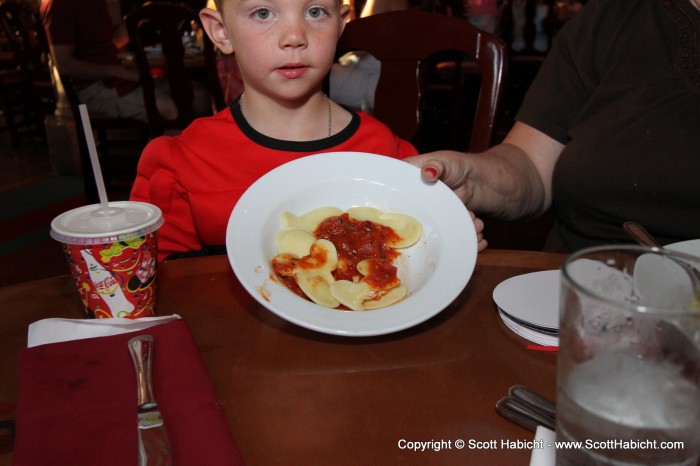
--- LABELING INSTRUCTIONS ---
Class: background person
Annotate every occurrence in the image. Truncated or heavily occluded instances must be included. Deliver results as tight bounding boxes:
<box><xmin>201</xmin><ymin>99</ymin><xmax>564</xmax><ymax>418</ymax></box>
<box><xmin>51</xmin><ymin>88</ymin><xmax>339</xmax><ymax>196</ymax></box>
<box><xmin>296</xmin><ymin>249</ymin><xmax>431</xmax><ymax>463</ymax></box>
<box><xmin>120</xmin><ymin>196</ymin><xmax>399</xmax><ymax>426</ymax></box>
<box><xmin>407</xmin><ymin>0</ymin><xmax>700</xmax><ymax>252</ymax></box>
<box><xmin>41</xmin><ymin>0</ymin><xmax>209</xmax><ymax>121</ymax></box>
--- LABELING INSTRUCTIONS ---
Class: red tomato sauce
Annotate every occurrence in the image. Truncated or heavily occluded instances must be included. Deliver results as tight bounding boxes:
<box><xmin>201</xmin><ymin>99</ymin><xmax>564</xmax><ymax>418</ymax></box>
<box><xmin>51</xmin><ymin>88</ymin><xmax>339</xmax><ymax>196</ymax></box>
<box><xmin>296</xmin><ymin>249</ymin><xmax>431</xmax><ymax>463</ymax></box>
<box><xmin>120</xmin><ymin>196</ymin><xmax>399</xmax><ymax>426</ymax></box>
<box><xmin>270</xmin><ymin>253</ymin><xmax>306</xmax><ymax>299</ymax></box>
<box><xmin>314</xmin><ymin>213</ymin><xmax>399</xmax><ymax>285</ymax></box>
<box><xmin>359</xmin><ymin>258</ymin><xmax>401</xmax><ymax>290</ymax></box>
<box><xmin>270</xmin><ymin>213</ymin><xmax>403</xmax><ymax>304</ymax></box>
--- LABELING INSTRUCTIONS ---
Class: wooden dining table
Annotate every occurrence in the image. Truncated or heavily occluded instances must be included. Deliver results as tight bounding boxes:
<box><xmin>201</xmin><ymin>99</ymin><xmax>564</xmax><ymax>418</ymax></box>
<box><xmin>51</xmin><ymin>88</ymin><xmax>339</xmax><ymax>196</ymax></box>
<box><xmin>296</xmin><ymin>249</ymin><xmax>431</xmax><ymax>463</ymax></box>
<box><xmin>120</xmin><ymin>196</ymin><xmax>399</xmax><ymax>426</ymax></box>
<box><xmin>0</xmin><ymin>249</ymin><xmax>565</xmax><ymax>465</ymax></box>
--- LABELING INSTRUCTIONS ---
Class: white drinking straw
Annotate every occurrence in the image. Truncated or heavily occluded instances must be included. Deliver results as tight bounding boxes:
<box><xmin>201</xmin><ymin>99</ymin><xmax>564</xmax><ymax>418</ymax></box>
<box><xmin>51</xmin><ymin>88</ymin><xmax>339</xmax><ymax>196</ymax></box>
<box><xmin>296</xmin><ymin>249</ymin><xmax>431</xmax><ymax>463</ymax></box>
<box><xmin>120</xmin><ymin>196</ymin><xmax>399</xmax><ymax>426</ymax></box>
<box><xmin>78</xmin><ymin>104</ymin><xmax>110</xmax><ymax>214</ymax></box>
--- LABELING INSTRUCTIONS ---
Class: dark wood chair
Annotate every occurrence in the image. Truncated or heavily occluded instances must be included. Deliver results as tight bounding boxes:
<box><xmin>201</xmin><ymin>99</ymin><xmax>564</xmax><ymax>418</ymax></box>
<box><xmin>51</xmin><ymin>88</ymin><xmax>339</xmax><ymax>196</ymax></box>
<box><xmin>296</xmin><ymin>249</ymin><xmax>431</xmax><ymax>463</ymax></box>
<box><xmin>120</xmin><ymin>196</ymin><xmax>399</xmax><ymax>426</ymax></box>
<box><xmin>0</xmin><ymin>0</ymin><xmax>55</xmax><ymax>148</ymax></box>
<box><xmin>124</xmin><ymin>1</ymin><xmax>226</xmax><ymax>137</ymax></box>
<box><xmin>334</xmin><ymin>9</ymin><xmax>507</xmax><ymax>153</ymax></box>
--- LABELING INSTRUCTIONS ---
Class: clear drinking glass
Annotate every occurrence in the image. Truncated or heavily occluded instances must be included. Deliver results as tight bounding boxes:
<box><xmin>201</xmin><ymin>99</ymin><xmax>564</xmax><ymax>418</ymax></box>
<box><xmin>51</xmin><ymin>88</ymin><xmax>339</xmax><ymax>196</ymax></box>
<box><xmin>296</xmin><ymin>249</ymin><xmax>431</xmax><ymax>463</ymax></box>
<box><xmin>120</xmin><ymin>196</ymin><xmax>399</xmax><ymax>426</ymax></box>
<box><xmin>557</xmin><ymin>245</ymin><xmax>700</xmax><ymax>466</ymax></box>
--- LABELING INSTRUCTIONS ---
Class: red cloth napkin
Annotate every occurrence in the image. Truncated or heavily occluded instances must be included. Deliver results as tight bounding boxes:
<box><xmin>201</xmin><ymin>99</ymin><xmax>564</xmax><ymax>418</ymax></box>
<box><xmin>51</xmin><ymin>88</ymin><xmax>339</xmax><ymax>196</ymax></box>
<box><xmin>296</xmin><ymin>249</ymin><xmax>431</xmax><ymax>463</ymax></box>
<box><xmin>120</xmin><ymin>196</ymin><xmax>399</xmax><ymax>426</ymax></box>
<box><xmin>13</xmin><ymin>320</ymin><xmax>245</xmax><ymax>466</ymax></box>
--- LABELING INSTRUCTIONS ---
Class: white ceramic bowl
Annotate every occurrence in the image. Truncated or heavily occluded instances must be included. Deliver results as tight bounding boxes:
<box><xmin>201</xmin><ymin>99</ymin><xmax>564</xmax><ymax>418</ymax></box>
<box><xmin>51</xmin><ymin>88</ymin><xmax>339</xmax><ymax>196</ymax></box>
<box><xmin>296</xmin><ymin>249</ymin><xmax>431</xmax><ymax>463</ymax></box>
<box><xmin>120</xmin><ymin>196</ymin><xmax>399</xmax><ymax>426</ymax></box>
<box><xmin>226</xmin><ymin>152</ymin><xmax>477</xmax><ymax>336</ymax></box>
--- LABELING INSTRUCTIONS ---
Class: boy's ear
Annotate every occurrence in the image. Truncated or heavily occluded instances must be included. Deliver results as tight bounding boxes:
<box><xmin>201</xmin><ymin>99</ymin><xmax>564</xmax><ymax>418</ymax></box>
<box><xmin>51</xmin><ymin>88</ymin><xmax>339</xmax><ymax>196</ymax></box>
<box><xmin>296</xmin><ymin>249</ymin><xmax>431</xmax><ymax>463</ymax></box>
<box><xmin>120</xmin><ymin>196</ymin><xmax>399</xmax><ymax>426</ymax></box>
<box><xmin>339</xmin><ymin>3</ymin><xmax>351</xmax><ymax>31</ymax></box>
<box><xmin>199</xmin><ymin>8</ymin><xmax>233</xmax><ymax>54</ymax></box>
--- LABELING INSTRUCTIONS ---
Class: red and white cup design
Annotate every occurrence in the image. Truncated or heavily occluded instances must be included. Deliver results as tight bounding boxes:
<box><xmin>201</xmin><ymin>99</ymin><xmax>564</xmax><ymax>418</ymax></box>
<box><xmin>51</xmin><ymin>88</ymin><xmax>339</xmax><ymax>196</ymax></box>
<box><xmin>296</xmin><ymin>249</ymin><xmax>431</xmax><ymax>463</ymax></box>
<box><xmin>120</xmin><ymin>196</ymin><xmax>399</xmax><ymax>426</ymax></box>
<box><xmin>51</xmin><ymin>201</ymin><xmax>163</xmax><ymax>319</ymax></box>
<box><xmin>61</xmin><ymin>232</ymin><xmax>159</xmax><ymax>318</ymax></box>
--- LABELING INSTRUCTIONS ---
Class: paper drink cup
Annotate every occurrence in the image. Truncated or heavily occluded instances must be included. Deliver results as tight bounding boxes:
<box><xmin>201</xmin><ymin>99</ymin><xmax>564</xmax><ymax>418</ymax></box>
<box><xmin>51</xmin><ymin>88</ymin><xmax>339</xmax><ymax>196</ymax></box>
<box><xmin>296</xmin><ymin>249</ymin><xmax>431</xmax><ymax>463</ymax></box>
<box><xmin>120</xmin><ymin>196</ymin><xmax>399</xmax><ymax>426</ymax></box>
<box><xmin>50</xmin><ymin>201</ymin><xmax>164</xmax><ymax>319</ymax></box>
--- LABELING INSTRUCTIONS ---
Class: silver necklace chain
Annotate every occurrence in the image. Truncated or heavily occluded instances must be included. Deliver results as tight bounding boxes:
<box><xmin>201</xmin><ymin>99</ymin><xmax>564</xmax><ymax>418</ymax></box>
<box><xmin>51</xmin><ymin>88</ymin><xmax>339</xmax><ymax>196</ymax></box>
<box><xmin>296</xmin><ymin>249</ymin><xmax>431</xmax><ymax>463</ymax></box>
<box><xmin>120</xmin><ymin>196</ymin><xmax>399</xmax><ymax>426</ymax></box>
<box><xmin>239</xmin><ymin>93</ymin><xmax>332</xmax><ymax>137</ymax></box>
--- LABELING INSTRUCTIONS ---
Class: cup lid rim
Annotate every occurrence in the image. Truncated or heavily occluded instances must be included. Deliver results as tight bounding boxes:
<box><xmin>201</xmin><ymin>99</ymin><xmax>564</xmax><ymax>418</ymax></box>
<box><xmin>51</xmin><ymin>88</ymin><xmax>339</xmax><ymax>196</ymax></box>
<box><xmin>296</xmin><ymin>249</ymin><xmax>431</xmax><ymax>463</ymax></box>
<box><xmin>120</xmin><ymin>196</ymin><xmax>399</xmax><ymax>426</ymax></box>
<box><xmin>50</xmin><ymin>201</ymin><xmax>163</xmax><ymax>244</ymax></box>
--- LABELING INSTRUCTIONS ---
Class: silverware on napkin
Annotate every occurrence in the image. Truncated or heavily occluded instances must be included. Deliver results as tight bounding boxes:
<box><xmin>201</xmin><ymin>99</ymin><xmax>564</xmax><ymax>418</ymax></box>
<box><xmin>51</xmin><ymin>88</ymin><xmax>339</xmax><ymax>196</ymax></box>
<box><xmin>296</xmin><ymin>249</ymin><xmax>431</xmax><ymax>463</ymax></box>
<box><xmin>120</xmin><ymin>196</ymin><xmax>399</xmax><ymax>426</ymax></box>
<box><xmin>128</xmin><ymin>335</ymin><xmax>173</xmax><ymax>466</ymax></box>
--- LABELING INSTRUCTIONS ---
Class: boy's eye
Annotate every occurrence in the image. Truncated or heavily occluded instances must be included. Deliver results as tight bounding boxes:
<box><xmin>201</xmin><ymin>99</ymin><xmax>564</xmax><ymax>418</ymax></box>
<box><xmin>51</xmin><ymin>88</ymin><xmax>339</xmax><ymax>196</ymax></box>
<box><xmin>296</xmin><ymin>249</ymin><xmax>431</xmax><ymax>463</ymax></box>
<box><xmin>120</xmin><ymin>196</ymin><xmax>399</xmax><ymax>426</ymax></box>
<box><xmin>306</xmin><ymin>7</ymin><xmax>327</xmax><ymax>19</ymax></box>
<box><xmin>253</xmin><ymin>8</ymin><xmax>272</xmax><ymax>20</ymax></box>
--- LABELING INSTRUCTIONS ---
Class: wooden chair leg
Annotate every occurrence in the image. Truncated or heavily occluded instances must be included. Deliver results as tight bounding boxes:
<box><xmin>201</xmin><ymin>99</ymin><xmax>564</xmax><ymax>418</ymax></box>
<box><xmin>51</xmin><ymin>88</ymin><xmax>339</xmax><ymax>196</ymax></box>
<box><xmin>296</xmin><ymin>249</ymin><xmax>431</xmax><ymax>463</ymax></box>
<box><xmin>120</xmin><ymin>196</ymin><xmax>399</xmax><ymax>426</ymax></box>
<box><xmin>0</xmin><ymin>95</ymin><xmax>21</xmax><ymax>149</ymax></box>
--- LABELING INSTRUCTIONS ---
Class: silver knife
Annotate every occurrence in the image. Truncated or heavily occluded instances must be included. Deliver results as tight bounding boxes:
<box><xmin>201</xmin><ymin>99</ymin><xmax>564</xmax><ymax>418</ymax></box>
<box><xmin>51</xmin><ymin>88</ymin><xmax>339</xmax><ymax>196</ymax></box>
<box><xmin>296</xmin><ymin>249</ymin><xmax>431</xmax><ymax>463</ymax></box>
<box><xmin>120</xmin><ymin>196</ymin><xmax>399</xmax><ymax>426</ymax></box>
<box><xmin>128</xmin><ymin>335</ymin><xmax>173</xmax><ymax>466</ymax></box>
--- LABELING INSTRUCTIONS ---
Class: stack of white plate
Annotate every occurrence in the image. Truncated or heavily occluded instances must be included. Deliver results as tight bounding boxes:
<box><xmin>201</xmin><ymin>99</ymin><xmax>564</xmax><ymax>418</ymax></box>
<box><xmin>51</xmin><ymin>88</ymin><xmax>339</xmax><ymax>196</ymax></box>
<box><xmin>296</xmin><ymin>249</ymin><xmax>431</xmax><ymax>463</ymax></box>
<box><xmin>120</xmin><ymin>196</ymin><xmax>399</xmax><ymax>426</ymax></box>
<box><xmin>492</xmin><ymin>270</ymin><xmax>560</xmax><ymax>346</ymax></box>
<box><xmin>491</xmin><ymin>240</ymin><xmax>699</xmax><ymax>347</ymax></box>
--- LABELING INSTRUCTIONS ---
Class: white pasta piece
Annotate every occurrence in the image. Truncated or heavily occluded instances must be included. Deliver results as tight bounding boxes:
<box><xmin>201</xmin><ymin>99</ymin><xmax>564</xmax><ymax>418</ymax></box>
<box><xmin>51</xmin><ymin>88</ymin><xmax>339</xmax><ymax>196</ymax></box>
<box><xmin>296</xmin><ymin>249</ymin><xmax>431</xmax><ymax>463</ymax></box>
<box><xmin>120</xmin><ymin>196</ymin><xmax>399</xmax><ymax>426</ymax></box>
<box><xmin>280</xmin><ymin>207</ymin><xmax>343</xmax><ymax>231</ymax></box>
<box><xmin>295</xmin><ymin>269</ymin><xmax>339</xmax><ymax>308</ymax></box>
<box><xmin>356</xmin><ymin>259</ymin><xmax>372</xmax><ymax>275</ymax></box>
<box><xmin>275</xmin><ymin>228</ymin><xmax>316</xmax><ymax>257</ymax></box>
<box><xmin>292</xmin><ymin>239</ymin><xmax>339</xmax><ymax>308</ymax></box>
<box><xmin>364</xmin><ymin>284</ymin><xmax>407</xmax><ymax>310</ymax></box>
<box><xmin>330</xmin><ymin>280</ymin><xmax>376</xmax><ymax>311</ymax></box>
<box><xmin>345</xmin><ymin>207</ymin><xmax>421</xmax><ymax>248</ymax></box>
<box><xmin>332</xmin><ymin>259</ymin><xmax>403</xmax><ymax>311</ymax></box>
<box><xmin>378</xmin><ymin>214</ymin><xmax>422</xmax><ymax>248</ymax></box>
<box><xmin>344</xmin><ymin>206</ymin><xmax>382</xmax><ymax>222</ymax></box>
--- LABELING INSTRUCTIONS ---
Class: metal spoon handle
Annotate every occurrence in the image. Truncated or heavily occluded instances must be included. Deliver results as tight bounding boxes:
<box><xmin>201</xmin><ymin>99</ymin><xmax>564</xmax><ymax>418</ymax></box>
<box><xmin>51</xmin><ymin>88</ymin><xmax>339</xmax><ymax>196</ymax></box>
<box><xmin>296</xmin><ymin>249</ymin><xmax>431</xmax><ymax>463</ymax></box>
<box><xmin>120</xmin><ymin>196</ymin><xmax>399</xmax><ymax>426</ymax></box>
<box><xmin>623</xmin><ymin>221</ymin><xmax>662</xmax><ymax>248</ymax></box>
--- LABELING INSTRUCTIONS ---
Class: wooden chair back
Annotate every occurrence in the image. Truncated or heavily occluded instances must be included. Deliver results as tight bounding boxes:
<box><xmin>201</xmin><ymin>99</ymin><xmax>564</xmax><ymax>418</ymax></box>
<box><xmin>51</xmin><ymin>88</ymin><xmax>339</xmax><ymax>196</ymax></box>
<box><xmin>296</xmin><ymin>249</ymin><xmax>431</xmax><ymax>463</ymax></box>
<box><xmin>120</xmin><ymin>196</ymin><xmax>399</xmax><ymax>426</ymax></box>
<box><xmin>124</xmin><ymin>1</ymin><xmax>225</xmax><ymax>136</ymax></box>
<box><xmin>334</xmin><ymin>9</ymin><xmax>507</xmax><ymax>152</ymax></box>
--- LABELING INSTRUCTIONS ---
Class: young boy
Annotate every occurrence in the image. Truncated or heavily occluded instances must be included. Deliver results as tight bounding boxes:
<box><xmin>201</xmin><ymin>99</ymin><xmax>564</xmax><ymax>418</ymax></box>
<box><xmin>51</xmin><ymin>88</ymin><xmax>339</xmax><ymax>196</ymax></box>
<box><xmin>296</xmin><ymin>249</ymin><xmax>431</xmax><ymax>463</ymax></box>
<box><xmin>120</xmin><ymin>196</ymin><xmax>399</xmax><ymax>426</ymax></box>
<box><xmin>130</xmin><ymin>0</ymin><xmax>418</xmax><ymax>261</ymax></box>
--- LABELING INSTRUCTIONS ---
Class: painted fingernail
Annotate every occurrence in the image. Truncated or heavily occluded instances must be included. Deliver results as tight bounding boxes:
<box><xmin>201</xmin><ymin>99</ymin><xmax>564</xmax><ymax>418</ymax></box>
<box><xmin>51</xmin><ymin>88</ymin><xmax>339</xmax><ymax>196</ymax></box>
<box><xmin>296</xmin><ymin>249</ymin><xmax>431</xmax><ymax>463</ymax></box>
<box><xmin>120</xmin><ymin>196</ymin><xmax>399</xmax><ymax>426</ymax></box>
<box><xmin>424</xmin><ymin>167</ymin><xmax>437</xmax><ymax>178</ymax></box>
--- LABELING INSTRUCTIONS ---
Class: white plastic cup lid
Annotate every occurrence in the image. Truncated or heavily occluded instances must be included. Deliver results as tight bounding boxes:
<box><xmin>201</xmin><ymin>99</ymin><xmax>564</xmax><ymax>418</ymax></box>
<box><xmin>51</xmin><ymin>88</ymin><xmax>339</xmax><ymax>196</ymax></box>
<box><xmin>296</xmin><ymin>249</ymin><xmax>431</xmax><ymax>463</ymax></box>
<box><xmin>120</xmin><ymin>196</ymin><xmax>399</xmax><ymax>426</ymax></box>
<box><xmin>50</xmin><ymin>201</ymin><xmax>164</xmax><ymax>245</ymax></box>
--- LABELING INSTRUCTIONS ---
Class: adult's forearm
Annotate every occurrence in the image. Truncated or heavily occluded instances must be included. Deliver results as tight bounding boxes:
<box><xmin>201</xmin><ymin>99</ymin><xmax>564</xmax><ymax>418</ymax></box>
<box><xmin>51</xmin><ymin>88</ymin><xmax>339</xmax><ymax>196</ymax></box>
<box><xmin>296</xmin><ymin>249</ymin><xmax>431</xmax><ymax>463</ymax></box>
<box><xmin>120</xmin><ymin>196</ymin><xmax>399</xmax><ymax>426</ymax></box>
<box><xmin>467</xmin><ymin>121</ymin><xmax>562</xmax><ymax>220</ymax></box>
<box><xmin>467</xmin><ymin>143</ymin><xmax>548</xmax><ymax>220</ymax></box>
<box><xmin>406</xmin><ymin>124</ymin><xmax>560</xmax><ymax>220</ymax></box>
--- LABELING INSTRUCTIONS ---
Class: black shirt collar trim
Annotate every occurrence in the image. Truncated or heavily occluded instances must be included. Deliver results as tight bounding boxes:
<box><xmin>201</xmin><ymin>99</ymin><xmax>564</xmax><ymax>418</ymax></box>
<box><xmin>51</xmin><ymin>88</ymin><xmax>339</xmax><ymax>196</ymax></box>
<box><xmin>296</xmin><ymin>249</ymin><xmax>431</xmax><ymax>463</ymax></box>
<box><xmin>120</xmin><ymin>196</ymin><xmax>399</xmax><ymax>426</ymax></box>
<box><xmin>230</xmin><ymin>97</ymin><xmax>360</xmax><ymax>151</ymax></box>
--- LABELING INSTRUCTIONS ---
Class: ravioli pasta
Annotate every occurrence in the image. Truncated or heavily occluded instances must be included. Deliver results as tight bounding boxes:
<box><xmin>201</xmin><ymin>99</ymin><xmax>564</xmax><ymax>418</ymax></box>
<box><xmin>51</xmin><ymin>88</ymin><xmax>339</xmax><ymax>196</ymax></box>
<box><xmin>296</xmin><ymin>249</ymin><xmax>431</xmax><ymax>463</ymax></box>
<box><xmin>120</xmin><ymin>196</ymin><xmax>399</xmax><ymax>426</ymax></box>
<box><xmin>271</xmin><ymin>207</ymin><xmax>422</xmax><ymax>311</ymax></box>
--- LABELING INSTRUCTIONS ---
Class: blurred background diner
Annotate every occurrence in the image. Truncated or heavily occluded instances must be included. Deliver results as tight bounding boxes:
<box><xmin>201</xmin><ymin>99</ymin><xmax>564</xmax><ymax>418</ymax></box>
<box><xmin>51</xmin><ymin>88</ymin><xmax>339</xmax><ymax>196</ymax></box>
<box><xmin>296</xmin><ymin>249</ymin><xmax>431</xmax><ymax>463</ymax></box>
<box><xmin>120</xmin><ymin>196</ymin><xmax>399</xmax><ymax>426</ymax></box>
<box><xmin>0</xmin><ymin>0</ymin><xmax>583</xmax><ymax>286</ymax></box>
<box><xmin>409</xmin><ymin>0</ymin><xmax>699</xmax><ymax>252</ymax></box>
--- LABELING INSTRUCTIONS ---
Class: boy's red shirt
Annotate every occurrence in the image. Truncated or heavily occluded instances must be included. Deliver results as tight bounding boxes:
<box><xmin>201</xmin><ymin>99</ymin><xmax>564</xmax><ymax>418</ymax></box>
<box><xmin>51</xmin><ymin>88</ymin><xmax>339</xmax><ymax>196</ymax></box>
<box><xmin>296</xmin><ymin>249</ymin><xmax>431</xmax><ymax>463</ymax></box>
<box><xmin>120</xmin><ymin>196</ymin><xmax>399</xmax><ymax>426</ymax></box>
<box><xmin>131</xmin><ymin>106</ymin><xmax>417</xmax><ymax>261</ymax></box>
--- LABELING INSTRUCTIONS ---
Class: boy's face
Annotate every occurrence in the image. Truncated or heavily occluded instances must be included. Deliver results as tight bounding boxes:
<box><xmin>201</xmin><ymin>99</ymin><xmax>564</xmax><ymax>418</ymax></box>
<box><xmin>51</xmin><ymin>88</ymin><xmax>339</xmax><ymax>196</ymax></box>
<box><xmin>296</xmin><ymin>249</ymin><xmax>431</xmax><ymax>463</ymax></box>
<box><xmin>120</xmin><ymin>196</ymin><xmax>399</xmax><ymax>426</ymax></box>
<box><xmin>202</xmin><ymin>0</ymin><xmax>349</xmax><ymax>101</ymax></box>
